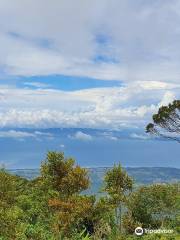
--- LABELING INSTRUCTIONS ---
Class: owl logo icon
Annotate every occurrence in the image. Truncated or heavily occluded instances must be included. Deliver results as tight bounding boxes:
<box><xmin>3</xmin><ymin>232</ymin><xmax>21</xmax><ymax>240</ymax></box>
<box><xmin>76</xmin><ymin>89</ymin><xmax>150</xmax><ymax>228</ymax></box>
<box><xmin>135</xmin><ymin>227</ymin><xmax>144</xmax><ymax>236</ymax></box>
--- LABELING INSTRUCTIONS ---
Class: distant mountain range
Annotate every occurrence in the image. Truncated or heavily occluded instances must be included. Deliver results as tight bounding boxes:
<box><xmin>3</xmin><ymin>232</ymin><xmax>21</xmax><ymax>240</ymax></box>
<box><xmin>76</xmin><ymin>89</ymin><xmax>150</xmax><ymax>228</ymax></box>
<box><xmin>9</xmin><ymin>167</ymin><xmax>180</xmax><ymax>195</ymax></box>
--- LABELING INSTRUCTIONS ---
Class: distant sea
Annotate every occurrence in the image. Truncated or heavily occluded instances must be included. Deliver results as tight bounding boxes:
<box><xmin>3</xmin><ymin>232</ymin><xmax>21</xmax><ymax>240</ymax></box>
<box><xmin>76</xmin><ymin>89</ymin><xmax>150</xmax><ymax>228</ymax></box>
<box><xmin>8</xmin><ymin>167</ymin><xmax>180</xmax><ymax>195</ymax></box>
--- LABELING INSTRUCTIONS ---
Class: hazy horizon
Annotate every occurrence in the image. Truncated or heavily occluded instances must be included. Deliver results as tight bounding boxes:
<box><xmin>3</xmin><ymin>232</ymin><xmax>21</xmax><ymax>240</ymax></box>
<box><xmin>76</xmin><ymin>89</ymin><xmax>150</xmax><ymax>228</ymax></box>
<box><xmin>0</xmin><ymin>128</ymin><xmax>179</xmax><ymax>169</ymax></box>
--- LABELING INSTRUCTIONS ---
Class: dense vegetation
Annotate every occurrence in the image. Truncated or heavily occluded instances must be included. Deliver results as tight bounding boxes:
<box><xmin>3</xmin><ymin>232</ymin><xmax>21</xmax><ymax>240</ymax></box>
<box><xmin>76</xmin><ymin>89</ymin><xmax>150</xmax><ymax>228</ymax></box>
<box><xmin>0</xmin><ymin>152</ymin><xmax>179</xmax><ymax>239</ymax></box>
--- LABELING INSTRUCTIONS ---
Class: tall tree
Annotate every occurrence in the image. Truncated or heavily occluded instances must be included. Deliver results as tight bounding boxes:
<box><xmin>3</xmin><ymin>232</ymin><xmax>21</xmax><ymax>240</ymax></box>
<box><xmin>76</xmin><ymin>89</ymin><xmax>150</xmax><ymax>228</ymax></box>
<box><xmin>146</xmin><ymin>100</ymin><xmax>180</xmax><ymax>142</ymax></box>
<box><xmin>41</xmin><ymin>151</ymin><xmax>90</xmax><ymax>197</ymax></box>
<box><xmin>103</xmin><ymin>164</ymin><xmax>133</xmax><ymax>233</ymax></box>
<box><xmin>40</xmin><ymin>152</ymin><xmax>91</xmax><ymax>236</ymax></box>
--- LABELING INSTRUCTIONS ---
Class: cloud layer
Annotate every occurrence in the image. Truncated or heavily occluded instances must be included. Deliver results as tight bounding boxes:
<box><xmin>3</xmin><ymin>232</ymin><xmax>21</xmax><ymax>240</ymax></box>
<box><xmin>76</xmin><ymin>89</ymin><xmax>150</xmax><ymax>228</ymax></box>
<box><xmin>0</xmin><ymin>81</ymin><xmax>179</xmax><ymax>129</ymax></box>
<box><xmin>0</xmin><ymin>0</ymin><xmax>180</xmax><ymax>83</ymax></box>
<box><xmin>0</xmin><ymin>1</ymin><xmax>180</xmax><ymax>129</ymax></box>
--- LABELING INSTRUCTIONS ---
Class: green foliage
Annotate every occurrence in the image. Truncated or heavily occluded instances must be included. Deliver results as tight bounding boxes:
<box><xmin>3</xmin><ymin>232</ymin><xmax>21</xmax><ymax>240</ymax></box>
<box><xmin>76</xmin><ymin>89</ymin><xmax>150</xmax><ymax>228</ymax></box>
<box><xmin>104</xmin><ymin>164</ymin><xmax>133</xmax><ymax>199</ymax></box>
<box><xmin>70</xmin><ymin>229</ymin><xmax>92</xmax><ymax>240</ymax></box>
<box><xmin>41</xmin><ymin>152</ymin><xmax>90</xmax><ymax>196</ymax></box>
<box><xmin>124</xmin><ymin>184</ymin><xmax>180</xmax><ymax>233</ymax></box>
<box><xmin>0</xmin><ymin>153</ymin><xmax>179</xmax><ymax>239</ymax></box>
<box><xmin>104</xmin><ymin>164</ymin><xmax>133</xmax><ymax>233</ymax></box>
<box><xmin>146</xmin><ymin>100</ymin><xmax>180</xmax><ymax>142</ymax></box>
<box><xmin>0</xmin><ymin>169</ymin><xmax>28</xmax><ymax>239</ymax></box>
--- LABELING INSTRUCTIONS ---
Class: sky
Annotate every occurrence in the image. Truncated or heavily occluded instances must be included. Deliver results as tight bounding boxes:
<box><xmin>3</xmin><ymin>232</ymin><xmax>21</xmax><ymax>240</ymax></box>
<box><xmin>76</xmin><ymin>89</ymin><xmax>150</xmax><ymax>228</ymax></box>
<box><xmin>0</xmin><ymin>0</ymin><xmax>179</xmax><ymax>168</ymax></box>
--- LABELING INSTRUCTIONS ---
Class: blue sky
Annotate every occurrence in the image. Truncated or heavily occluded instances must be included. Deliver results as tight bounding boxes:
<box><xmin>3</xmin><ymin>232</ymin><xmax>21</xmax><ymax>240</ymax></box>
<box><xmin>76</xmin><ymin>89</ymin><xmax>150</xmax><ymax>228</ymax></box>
<box><xmin>0</xmin><ymin>0</ymin><xmax>179</xmax><ymax>168</ymax></box>
<box><xmin>16</xmin><ymin>75</ymin><xmax>122</xmax><ymax>91</ymax></box>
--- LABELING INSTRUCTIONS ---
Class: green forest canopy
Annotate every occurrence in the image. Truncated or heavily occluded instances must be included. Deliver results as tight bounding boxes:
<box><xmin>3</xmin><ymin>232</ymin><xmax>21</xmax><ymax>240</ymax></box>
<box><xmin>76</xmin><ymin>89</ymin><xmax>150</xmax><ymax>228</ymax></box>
<box><xmin>0</xmin><ymin>151</ymin><xmax>179</xmax><ymax>240</ymax></box>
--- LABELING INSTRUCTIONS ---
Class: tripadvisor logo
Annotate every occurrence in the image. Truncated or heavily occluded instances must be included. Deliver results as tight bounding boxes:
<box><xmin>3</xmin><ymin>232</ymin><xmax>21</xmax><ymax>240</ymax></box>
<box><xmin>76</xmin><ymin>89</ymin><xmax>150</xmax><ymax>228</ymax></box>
<box><xmin>135</xmin><ymin>227</ymin><xmax>144</xmax><ymax>236</ymax></box>
<box><xmin>135</xmin><ymin>227</ymin><xmax>174</xmax><ymax>236</ymax></box>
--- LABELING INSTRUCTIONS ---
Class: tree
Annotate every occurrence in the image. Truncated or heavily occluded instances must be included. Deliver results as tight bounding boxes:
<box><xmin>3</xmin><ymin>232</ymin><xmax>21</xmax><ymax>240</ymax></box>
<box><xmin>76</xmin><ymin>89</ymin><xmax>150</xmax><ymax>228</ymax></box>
<box><xmin>103</xmin><ymin>164</ymin><xmax>133</xmax><ymax>233</ymax></box>
<box><xmin>124</xmin><ymin>184</ymin><xmax>179</xmax><ymax>231</ymax></box>
<box><xmin>0</xmin><ymin>169</ymin><xmax>28</xmax><ymax>239</ymax></box>
<box><xmin>40</xmin><ymin>152</ymin><xmax>92</xmax><ymax>237</ymax></box>
<box><xmin>48</xmin><ymin>195</ymin><xmax>94</xmax><ymax>236</ymax></box>
<box><xmin>146</xmin><ymin>100</ymin><xmax>180</xmax><ymax>142</ymax></box>
<box><xmin>41</xmin><ymin>152</ymin><xmax>90</xmax><ymax>197</ymax></box>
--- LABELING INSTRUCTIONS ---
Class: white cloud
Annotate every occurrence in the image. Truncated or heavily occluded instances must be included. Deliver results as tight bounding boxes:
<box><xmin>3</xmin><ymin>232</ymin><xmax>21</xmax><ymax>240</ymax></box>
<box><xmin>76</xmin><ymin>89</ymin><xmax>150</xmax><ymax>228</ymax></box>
<box><xmin>0</xmin><ymin>130</ymin><xmax>53</xmax><ymax>140</ymax></box>
<box><xmin>69</xmin><ymin>131</ymin><xmax>93</xmax><ymax>141</ymax></box>
<box><xmin>34</xmin><ymin>131</ymin><xmax>52</xmax><ymax>137</ymax></box>
<box><xmin>135</xmin><ymin>81</ymin><xmax>179</xmax><ymax>90</ymax></box>
<box><xmin>0</xmin><ymin>81</ymin><xmax>179</xmax><ymax>129</ymax></box>
<box><xmin>60</xmin><ymin>144</ymin><xmax>65</xmax><ymax>148</ymax></box>
<box><xmin>159</xmin><ymin>91</ymin><xmax>175</xmax><ymax>107</ymax></box>
<box><xmin>101</xmin><ymin>132</ymin><xmax>118</xmax><ymax>141</ymax></box>
<box><xmin>0</xmin><ymin>0</ymin><xmax>180</xmax><ymax>84</ymax></box>
<box><xmin>130</xmin><ymin>133</ymin><xmax>150</xmax><ymax>140</ymax></box>
<box><xmin>24</xmin><ymin>82</ymin><xmax>50</xmax><ymax>88</ymax></box>
<box><xmin>0</xmin><ymin>1</ymin><xmax>180</xmax><ymax>130</ymax></box>
<box><xmin>0</xmin><ymin>130</ymin><xmax>36</xmax><ymax>139</ymax></box>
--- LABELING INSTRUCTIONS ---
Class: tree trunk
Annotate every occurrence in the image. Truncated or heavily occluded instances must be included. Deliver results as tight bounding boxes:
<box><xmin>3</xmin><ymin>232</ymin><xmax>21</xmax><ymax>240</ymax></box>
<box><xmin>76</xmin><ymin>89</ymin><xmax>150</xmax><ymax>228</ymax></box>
<box><xmin>119</xmin><ymin>203</ymin><xmax>122</xmax><ymax>233</ymax></box>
